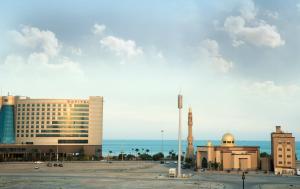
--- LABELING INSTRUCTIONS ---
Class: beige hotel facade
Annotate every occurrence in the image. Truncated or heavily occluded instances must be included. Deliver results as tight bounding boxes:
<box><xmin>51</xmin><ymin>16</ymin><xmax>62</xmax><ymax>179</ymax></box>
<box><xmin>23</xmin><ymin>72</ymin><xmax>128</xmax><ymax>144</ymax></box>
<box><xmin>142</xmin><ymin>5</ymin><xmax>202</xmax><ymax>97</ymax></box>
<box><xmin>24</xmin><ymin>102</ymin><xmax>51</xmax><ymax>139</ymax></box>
<box><xmin>0</xmin><ymin>95</ymin><xmax>103</xmax><ymax>160</ymax></box>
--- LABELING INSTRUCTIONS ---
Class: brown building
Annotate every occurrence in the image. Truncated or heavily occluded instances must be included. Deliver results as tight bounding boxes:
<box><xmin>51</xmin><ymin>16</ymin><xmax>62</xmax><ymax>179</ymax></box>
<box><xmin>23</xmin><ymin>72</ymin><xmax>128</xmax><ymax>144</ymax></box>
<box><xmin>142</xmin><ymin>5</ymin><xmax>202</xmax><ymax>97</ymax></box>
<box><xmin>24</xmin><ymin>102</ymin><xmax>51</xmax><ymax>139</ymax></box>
<box><xmin>196</xmin><ymin>133</ymin><xmax>260</xmax><ymax>171</ymax></box>
<box><xmin>271</xmin><ymin>126</ymin><xmax>296</xmax><ymax>175</ymax></box>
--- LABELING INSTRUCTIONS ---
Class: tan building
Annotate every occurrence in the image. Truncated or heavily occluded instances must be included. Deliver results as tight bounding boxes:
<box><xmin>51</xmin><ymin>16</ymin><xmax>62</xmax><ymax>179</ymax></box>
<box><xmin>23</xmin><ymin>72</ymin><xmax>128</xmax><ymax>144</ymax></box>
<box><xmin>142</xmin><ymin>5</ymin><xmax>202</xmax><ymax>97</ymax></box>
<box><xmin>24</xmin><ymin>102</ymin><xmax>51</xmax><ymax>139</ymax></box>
<box><xmin>271</xmin><ymin>126</ymin><xmax>296</xmax><ymax>175</ymax></box>
<box><xmin>0</xmin><ymin>95</ymin><xmax>103</xmax><ymax>159</ymax></box>
<box><xmin>196</xmin><ymin>133</ymin><xmax>260</xmax><ymax>171</ymax></box>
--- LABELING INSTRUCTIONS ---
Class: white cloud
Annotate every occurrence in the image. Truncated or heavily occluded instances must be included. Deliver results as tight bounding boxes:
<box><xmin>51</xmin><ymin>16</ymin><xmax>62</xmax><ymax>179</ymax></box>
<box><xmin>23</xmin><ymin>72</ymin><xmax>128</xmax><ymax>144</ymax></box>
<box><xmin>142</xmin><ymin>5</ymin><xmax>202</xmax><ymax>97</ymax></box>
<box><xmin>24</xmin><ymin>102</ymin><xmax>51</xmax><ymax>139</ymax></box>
<box><xmin>70</xmin><ymin>47</ymin><xmax>82</xmax><ymax>56</ymax></box>
<box><xmin>201</xmin><ymin>39</ymin><xmax>233</xmax><ymax>73</ymax></box>
<box><xmin>5</xmin><ymin>26</ymin><xmax>83</xmax><ymax>75</ymax></box>
<box><xmin>10</xmin><ymin>25</ymin><xmax>61</xmax><ymax>57</ymax></box>
<box><xmin>244</xmin><ymin>81</ymin><xmax>300</xmax><ymax>96</ymax></box>
<box><xmin>264</xmin><ymin>10</ymin><xmax>279</xmax><ymax>19</ymax></box>
<box><xmin>224</xmin><ymin>16</ymin><xmax>285</xmax><ymax>48</ymax></box>
<box><xmin>93</xmin><ymin>24</ymin><xmax>106</xmax><ymax>35</ymax></box>
<box><xmin>239</xmin><ymin>0</ymin><xmax>257</xmax><ymax>20</ymax></box>
<box><xmin>223</xmin><ymin>0</ymin><xmax>284</xmax><ymax>48</ymax></box>
<box><xmin>100</xmin><ymin>36</ymin><xmax>143</xmax><ymax>58</ymax></box>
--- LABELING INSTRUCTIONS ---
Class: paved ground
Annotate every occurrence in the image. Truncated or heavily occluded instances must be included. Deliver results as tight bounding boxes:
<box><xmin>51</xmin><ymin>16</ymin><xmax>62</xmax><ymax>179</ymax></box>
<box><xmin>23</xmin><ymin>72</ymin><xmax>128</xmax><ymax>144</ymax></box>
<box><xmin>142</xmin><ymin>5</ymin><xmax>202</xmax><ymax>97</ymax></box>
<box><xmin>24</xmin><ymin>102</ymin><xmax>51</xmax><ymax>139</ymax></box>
<box><xmin>0</xmin><ymin>161</ymin><xmax>299</xmax><ymax>189</ymax></box>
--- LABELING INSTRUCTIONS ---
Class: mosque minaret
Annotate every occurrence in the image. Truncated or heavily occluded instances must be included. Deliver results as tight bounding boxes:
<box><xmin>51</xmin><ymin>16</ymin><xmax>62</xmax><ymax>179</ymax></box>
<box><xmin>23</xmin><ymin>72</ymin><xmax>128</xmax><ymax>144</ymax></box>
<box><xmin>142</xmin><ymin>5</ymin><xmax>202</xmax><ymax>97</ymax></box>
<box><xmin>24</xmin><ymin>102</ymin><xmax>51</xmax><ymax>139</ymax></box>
<box><xmin>186</xmin><ymin>107</ymin><xmax>194</xmax><ymax>159</ymax></box>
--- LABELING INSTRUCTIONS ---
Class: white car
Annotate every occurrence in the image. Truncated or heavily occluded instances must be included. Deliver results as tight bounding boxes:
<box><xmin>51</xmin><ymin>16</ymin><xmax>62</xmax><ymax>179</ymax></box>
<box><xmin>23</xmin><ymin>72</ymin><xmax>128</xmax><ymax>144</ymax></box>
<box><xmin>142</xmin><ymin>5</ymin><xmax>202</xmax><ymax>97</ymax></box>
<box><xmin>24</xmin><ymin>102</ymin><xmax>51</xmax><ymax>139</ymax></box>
<box><xmin>297</xmin><ymin>169</ymin><xmax>300</xmax><ymax>176</ymax></box>
<box><xmin>34</xmin><ymin>161</ymin><xmax>43</xmax><ymax>164</ymax></box>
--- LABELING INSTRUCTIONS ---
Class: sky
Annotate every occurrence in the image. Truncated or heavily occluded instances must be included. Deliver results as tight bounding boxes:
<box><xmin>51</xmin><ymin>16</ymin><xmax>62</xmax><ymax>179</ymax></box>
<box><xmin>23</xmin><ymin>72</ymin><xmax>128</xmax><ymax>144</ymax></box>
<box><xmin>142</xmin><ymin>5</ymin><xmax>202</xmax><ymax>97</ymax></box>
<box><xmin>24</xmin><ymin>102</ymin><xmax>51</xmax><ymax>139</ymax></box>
<box><xmin>0</xmin><ymin>0</ymin><xmax>300</xmax><ymax>140</ymax></box>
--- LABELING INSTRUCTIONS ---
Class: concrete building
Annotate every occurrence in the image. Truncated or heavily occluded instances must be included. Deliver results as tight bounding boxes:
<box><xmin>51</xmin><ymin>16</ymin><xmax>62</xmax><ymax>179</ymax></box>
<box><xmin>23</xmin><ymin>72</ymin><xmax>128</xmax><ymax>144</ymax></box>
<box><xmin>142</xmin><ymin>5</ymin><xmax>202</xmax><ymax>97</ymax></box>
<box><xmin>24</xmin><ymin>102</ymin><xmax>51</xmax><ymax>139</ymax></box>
<box><xmin>0</xmin><ymin>95</ymin><xmax>103</xmax><ymax>160</ymax></box>
<box><xmin>196</xmin><ymin>133</ymin><xmax>260</xmax><ymax>171</ymax></box>
<box><xmin>271</xmin><ymin>126</ymin><xmax>296</xmax><ymax>175</ymax></box>
<box><xmin>185</xmin><ymin>107</ymin><xmax>194</xmax><ymax>159</ymax></box>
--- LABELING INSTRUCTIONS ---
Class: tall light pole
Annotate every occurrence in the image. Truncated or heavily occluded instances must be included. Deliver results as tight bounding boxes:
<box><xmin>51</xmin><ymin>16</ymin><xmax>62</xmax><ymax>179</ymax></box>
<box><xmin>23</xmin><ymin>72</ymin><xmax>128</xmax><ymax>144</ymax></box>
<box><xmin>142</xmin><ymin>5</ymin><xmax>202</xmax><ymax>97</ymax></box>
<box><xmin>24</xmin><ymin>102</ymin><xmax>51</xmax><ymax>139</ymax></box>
<box><xmin>177</xmin><ymin>94</ymin><xmax>183</xmax><ymax>178</ymax></box>
<box><xmin>161</xmin><ymin>130</ymin><xmax>164</xmax><ymax>154</ymax></box>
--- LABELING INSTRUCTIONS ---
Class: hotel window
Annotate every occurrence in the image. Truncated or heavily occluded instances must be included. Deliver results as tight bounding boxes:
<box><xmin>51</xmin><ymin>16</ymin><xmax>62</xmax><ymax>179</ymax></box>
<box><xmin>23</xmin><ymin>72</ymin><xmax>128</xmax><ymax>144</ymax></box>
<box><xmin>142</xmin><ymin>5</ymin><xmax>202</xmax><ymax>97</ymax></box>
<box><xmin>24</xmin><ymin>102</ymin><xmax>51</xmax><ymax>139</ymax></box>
<box><xmin>26</xmin><ymin>134</ymin><xmax>28</xmax><ymax>137</ymax></box>
<box><xmin>47</xmin><ymin>108</ymin><xmax>50</xmax><ymax>111</ymax></box>
<box><xmin>278</xmin><ymin>161</ymin><xmax>282</xmax><ymax>164</ymax></box>
<box><xmin>42</xmin><ymin>104</ymin><xmax>45</xmax><ymax>107</ymax></box>
<box><xmin>21</xmin><ymin>134</ymin><xmax>24</xmax><ymax>137</ymax></box>
<box><xmin>278</xmin><ymin>155</ymin><xmax>282</xmax><ymax>157</ymax></box>
<box><xmin>17</xmin><ymin>130</ymin><xmax>19</xmax><ymax>133</ymax></box>
<box><xmin>42</xmin><ymin>108</ymin><xmax>45</xmax><ymax>111</ymax></box>
<box><xmin>26</xmin><ymin>130</ymin><xmax>29</xmax><ymax>133</ymax></box>
<box><xmin>31</xmin><ymin>134</ymin><xmax>34</xmax><ymax>137</ymax></box>
<box><xmin>31</xmin><ymin>130</ymin><xmax>34</xmax><ymax>133</ymax></box>
<box><xmin>287</xmin><ymin>142</ymin><xmax>290</xmax><ymax>144</ymax></box>
<box><xmin>287</xmin><ymin>162</ymin><xmax>291</xmax><ymax>164</ymax></box>
<box><xmin>27</xmin><ymin>108</ymin><xmax>30</xmax><ymax>111</ymax></box>
<box><xmin>22</xmin><ymin>104</ymin><xmax>25</xmax><ymax>107</ymax></box>
<box><xmin>37</xmin><ymin>104</ymin><xmax>40</xmax><ymax>107</ymax></box>
<box><xmin>17</xmin><ymin>134</ymin><xmax>19</xmax><ymax>137</ymax></box>
<box><xmin>47</xmin><ymin>104</ymin><xmax>50</xmax><ymax>107</ymax></box>
<box><xmin>37</xmin><ymin>108</ymin><xmax>40</xmax><ymax>111</ymax></box>
<box><xmin>287</xmin><ymin>155</ymin><xmax>291</xmax><ymax>158</ymax></box>
<box><xmin>287</xmin><ymin>148</ymin><xmax>291</xmax><ymax>151</ymax></box>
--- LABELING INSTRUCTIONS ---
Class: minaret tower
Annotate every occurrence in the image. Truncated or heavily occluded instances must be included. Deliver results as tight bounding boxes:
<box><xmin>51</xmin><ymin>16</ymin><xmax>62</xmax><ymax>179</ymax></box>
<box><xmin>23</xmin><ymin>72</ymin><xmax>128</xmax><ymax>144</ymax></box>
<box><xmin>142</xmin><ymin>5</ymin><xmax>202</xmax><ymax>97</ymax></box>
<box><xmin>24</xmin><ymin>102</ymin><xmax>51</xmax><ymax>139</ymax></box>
<box><xmin>186</xmin><ymin>107</ymin><xmax>194</xmax><ymax>159</ymax></box>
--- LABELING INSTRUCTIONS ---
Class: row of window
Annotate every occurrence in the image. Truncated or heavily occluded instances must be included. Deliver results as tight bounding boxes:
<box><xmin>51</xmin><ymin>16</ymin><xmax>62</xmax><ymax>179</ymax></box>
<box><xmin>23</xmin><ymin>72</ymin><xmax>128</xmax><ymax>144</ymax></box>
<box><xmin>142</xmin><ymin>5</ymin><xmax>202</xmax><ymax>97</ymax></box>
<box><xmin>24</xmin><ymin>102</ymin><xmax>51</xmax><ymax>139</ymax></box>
<box><xmin>17</xmin><ymin>107</ymin><xmax>89</xmax><ymax>112</ymax></box>
<box><xmin>278</xmin><ymin>154</ymin><xmax>292</xmax><ymax>158</ymax></box>
<box><xmin>36</xmin><ymin>134</ymin><xmax>88</xmax><ymax>137</ymax></box>
<box><xmin>17</xmin><ymin>120</ymin><xmax>89</xmax><ymax>125</ymax></box>
<box><xmin>278</xmin><ymin>148</ymin><xmax>291</xmax><ymax>151</ymax></box>
<box><xmin>278</xmin><ymin>161</ymin><xmax>292</xmax><ymax>165</ymax></box>
<box><xmin>17</xmin><ymin>103</ymin><xmax>89</xmax><ymax>107</ymax></box>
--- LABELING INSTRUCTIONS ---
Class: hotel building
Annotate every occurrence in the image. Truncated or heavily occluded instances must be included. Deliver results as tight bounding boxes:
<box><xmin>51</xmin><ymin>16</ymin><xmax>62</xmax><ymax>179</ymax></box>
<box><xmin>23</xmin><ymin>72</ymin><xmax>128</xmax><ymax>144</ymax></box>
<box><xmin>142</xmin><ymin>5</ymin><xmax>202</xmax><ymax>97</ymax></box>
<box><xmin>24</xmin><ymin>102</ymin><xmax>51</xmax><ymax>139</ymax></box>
<box><xmin>271</xmin><ymin>126</ymin><xmax>296</xmax><ymax>175</ymax></box>
<box><xmin>0</xmin><ymin>95</ymin><xmax>103</xmax><ymax>160</ymax></box>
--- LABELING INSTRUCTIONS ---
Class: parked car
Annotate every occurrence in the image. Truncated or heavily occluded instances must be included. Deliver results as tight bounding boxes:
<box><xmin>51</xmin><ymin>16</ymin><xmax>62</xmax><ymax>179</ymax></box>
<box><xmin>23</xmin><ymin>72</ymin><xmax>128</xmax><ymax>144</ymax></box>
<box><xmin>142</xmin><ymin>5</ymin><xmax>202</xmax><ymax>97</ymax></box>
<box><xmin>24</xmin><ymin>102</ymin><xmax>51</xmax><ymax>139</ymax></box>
<box><xmin>297</xmin><ymin>169</ymin><xmax>300</xmax><ymax>176</ymax></box>
<box><xmin>58</xmin><ymin>163</ymin><xmax>63</xmax><ymax>167</ymax></box>
<box><xmin>47</xmin><ymin>162</ymin><xmax>52</xmax><ymax>167</ymax></box>
<box><xmin>34</xmin><ymin>166</ymin><xmax>39</xmax><ymax>169</ymax></box>
<box><xmin>34</xmin><ymin>161</ymin><xmax>43</xmax><ymax>164</ymax></box>
<box><xmin>53</xmin><ymin>163</ymin><xmax>58</xmax><ymax>167</ymax></box>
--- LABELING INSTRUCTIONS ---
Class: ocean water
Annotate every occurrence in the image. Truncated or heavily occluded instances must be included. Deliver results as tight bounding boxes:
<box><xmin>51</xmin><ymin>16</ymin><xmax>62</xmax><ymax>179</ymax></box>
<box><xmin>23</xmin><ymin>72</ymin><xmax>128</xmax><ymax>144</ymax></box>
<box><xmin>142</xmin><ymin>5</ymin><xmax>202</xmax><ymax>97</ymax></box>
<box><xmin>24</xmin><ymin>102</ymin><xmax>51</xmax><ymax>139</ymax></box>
<box><xmin>103</xmin><ymin>140</ymin><xmax>300</xmax><ymax>159</ymax></box>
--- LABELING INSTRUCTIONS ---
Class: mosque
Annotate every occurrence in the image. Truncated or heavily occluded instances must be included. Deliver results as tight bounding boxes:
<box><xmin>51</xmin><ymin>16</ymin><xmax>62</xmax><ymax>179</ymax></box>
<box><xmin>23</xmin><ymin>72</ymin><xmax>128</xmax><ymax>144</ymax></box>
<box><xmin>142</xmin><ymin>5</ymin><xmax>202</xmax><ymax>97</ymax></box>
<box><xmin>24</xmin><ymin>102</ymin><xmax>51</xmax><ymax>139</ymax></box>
<box><xmin>195</xmin><ymin>133</ymin><xmax>260</xmax><ymax>171</ymax></box>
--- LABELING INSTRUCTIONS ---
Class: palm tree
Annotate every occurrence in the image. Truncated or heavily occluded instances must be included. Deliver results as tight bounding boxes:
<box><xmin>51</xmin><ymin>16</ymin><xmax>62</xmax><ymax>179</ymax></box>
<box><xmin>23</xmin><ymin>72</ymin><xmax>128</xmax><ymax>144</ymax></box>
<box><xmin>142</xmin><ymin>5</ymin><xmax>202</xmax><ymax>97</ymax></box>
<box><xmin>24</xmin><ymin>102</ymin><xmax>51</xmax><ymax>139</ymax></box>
<box><xmin>145</xmin><ymin>149</ymin><xmax>150</xmax><ymax>154</ymax></box>
<box><xmin>135</xmin><ymin>148</ymin><xmax>139</xmax><ymax>158</ymax></box>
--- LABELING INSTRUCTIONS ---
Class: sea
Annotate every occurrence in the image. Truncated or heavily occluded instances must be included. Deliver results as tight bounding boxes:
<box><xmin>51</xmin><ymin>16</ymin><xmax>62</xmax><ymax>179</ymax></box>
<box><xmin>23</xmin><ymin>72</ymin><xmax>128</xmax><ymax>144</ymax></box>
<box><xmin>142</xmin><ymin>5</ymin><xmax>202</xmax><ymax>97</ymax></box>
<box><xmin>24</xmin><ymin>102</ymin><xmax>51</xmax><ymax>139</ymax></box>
<box><xmin>103</xmin><ymin>140</ymin><xmax>300</xmax><ymax>159</ymax></box>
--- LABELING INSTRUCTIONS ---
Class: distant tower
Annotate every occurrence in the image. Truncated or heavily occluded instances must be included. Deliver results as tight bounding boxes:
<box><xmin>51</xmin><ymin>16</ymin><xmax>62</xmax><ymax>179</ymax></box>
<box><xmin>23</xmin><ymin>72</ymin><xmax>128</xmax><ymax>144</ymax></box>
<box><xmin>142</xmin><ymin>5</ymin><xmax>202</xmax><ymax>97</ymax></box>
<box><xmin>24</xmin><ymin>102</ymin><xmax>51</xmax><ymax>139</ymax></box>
<box><xmin>186</xmin><ymin>107</ymin><xmax>194</xmax><ymax>159</ymax></box>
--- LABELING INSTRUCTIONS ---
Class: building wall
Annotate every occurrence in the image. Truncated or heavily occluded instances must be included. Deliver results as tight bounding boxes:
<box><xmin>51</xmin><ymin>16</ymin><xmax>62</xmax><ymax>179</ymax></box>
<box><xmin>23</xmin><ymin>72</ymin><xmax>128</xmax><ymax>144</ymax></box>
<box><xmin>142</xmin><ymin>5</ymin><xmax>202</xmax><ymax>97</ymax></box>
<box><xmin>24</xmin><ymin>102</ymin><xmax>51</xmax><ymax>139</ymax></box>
<box><xmin>271</xmin><ymin>126</ymin><xmax>296</xmax><ymax>175</ymax></box>
<box><xmin>14</xmin><ymin>96</ymin><xmax>103</xmax><ymax>147</ymax></box>
<box><xmin>196</xmin><ymin>146</ymin><xmax>259</xmax><ymax>171</ymax></box>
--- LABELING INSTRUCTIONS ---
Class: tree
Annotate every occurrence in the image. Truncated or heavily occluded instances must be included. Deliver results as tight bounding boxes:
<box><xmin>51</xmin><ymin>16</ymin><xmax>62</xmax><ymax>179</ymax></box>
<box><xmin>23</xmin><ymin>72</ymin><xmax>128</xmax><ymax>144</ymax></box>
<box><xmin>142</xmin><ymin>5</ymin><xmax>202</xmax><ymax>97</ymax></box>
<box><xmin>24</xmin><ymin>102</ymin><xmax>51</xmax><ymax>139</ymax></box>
<box><xmin>145</xmin><ymin>149</ymin><xmax>150</xmax><ymax>154</ymax></box>
<box><xmin>201</xmin><ymin>157</ymin><xmax>208</xmax><ymax>168</ymax></box>
<box><xmin>153</xmin><ymin>152</ymin><xmax>164</xmax><ymax>161</ymax></box>
<box><xmin>260</xmin><ymin>152</ymin><xmax>271</xmax><ymax>158</ymax></box>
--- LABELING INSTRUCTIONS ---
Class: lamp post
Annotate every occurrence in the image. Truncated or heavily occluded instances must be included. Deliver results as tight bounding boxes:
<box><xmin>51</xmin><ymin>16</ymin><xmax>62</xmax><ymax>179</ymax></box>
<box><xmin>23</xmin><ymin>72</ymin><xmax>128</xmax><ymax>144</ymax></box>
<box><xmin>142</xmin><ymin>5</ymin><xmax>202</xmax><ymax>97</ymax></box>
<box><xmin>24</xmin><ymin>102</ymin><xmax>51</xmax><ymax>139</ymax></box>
<box><xmin>161</xmin><ymin>130</ymin><xmax>164</xmax><ymax>154</ymax></box>
<box><xmin>177</xmin><ymin>94</ymin><xmax>183</xmax><ymax>178</ymax></box>
<box><xmin>242</xmin><ymin>172</ymin><xmax>245</xmax><ymax>189</ymax></box>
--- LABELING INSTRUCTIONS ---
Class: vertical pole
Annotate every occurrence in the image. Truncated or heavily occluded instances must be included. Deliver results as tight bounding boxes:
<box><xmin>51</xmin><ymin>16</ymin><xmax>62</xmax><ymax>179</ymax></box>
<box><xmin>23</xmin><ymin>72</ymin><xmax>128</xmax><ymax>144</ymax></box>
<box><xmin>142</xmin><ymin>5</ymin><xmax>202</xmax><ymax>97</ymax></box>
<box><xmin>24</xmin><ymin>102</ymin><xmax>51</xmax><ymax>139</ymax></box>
<box><xmin>56</xmin><ymin>144</ymin><xmax>58</xmax><ymax>162</ymax></box>
<box><xmin>161</xmin><ymin>130</ymin><xmax>164</xmax><ymax>154</ymax></box>
<box><xmin>177</xmin><ymin>94</ymin><xmax>183</xmax><ymax>178</ymax></box>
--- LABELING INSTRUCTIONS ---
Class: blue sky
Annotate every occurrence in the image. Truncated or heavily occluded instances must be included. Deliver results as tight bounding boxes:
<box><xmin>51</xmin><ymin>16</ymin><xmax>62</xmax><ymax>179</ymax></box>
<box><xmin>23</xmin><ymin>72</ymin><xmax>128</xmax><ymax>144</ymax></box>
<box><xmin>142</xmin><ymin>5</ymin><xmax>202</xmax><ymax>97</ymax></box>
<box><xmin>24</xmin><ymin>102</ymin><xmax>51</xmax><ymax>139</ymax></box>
<box><xmin>1</xmin><ymin>0</ymin><xmax>300</xmax><ymax>140</ymax></box>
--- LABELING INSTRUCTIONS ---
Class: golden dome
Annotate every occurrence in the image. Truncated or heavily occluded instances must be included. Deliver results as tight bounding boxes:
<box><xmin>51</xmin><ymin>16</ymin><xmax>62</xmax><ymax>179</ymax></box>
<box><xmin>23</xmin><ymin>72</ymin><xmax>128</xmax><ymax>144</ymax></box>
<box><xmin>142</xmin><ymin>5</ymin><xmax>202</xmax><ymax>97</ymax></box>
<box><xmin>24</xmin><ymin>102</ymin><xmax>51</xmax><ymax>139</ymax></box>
<box><xmin>221</xmin><ymin>133</ymin><xmax>235</xmax><ymax>147</ymax></box>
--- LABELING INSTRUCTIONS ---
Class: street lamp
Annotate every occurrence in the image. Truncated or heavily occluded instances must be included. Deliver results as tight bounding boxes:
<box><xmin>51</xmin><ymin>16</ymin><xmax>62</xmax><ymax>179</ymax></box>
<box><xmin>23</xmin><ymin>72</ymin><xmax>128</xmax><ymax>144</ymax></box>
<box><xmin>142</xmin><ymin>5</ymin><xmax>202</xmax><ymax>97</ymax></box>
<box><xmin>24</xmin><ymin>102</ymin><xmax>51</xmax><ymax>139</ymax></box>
<box><xmin>161</xmin><ymin>130</ymin><xmax>164</xmax><ymax>154</ymax></box>
<box><xmin>242</xmin><ymin>172</ymin><xmax>245</xmax><ymax>189</ymax></box>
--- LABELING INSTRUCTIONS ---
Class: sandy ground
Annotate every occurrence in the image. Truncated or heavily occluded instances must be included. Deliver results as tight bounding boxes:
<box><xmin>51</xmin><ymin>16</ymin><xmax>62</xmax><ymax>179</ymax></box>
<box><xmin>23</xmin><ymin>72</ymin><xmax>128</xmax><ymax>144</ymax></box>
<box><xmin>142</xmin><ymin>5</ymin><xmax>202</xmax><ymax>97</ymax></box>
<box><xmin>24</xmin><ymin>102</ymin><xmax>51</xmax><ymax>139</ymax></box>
<box><xmin>0</xmin><ymin>161</ymin><xmax>298</xmax><ymax>189</ymax></box>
